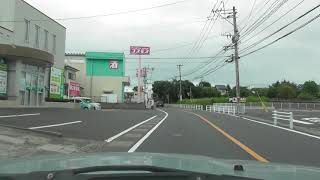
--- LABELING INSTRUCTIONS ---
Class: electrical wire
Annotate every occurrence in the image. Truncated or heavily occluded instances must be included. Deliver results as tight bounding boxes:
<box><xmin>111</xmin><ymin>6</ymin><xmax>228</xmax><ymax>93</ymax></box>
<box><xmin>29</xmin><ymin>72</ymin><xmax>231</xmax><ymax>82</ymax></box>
<box><xmin>0</xmin><ymin>0</ymin><xmax>192</xmax><ymax>22</ymax></box>
<box><xmin>240</xmin><ymin>12</ymin><xmax>320</xmax><ymax>58</ymax></box>
<box><xmin>240</xmin><ymin>4</ymin><xmax>320</xmax><ymax>54</ymax></box>
<box><xmin>241</xmin><ymin>0</ymin><xmax>288</xmax><ymax>39</ymax></box>
<box><xmin>240</xmin><ymin>0</ymin><xmax>305</xmax><ymax>45</ymax></box>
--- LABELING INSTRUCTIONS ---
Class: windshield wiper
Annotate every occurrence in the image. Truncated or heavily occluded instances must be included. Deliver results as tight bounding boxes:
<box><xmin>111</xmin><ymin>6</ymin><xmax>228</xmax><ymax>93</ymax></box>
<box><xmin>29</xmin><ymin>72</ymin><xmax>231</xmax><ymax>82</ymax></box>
<box><xmin>73</xmin><ymin>165</ymin><xmax>188</xmax><ymax>174</ymax></box>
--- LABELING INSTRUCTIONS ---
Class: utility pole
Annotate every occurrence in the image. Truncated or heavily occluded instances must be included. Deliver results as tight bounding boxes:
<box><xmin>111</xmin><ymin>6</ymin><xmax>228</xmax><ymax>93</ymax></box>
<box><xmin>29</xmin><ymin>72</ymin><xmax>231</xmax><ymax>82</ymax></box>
<box><xmin>232</xmin><ymin>6</ymin><xmax>241</xmax><ymax>111</ymax></box>
<box><xmin>177</xmin><ymin>64</ymin><xmax>183</xmax><ymax>102</ymax></box>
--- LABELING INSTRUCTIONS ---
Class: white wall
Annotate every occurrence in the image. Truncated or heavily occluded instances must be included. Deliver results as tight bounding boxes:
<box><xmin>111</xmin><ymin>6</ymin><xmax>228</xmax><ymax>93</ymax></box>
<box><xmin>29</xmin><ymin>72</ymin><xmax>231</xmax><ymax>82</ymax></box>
<box><xmin>10</xmin><ymin>0</ymin><xmax>66</xmax><ymax>68</ymax></box>
<box><xmin>0</xmin><ymin>0</ymin><xmax>15</xmax><ymax>31</ymax></box>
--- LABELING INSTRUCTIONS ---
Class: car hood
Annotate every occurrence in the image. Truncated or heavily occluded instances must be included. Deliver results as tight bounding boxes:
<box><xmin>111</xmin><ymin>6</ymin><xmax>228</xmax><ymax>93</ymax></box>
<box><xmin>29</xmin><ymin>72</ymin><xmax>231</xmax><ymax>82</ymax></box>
<box><xmin>0</xmin><ymin>152</ymin><xmax>319</xmax><ymax>179</ymax></box>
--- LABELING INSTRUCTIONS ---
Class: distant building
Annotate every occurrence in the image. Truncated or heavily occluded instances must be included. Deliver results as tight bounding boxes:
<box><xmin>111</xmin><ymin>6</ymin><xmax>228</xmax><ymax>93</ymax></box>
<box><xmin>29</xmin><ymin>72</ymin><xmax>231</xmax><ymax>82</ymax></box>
<box><xmin>215</xmin><ymin>85</ymin><xmax>227</xmax><ymax>95</ymax></box>
<box><xmin>0</xmin><ymin>0</ymin><xmax>66</xmax><ymax>106</ymax></box>
<box><xmin>63</xmin><ymin>65</ymin><xmax>81</xmax><ymax>98</ymax></box>
<box><xmin>65</xmin><ymin>52</ymin><xmax>130</xmax><ymax>103</ymax></box>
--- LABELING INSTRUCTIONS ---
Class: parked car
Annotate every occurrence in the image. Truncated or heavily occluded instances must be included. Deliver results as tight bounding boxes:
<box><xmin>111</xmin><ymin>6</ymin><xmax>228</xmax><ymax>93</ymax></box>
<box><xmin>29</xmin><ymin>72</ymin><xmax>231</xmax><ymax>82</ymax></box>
<box><xmin>156</xmin><ymin>100</ymin><xmax>164</xmax><ymax>107</ymax></box>
<box><xmin>71</xmin><ymin>97</ymin><xmax>101</xmax><ymax>110</ymax></box>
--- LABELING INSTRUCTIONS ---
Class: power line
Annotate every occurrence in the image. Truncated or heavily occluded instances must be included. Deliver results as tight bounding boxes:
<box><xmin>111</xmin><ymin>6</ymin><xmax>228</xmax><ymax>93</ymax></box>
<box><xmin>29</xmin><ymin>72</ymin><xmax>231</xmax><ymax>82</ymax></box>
<box><xmin>241</xmin><ymin>12</ymin><xmax>320</xmax><ymax>58</ymax></box>
<box><xmin>0</xmin><ymin>0</ymin><xmax>191</xmax><ymax>22</ymax></box>
<box><xmin>240</xmin><ymin>0</ymin><xmax>305</xmax><ymax>45</ymax></box>
<box><xmin>126</xmin><ymin>55</ymin><xmax>228</xmax><ymax>60</ymax></box>
<box><xmin>240</xmin><ymin>4</ymin><xmax>320</xmax><ymax>54</ymax></box>
<box><xmin>183</xmin><ymin>0</ymin><xmax>221</xmax><ymax>59</ymax></box>
<box><xmin>241</xmin><ymin>0</ymin><xmax>288</xmax><ymax>39</ymax></box>
<box><xmin>239</xmin><ymin>0</ymin><xmax>273</xmax><ymax>33</ymax></box>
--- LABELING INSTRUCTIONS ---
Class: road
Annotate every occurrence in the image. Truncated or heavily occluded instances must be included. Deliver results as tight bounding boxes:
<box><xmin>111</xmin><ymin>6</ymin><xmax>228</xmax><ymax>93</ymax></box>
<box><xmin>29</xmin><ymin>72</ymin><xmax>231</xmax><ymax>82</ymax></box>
<box><xmin>0</xmin><ymin>107</ymin><xmax>320</xmax><ymax>167</ymax></box>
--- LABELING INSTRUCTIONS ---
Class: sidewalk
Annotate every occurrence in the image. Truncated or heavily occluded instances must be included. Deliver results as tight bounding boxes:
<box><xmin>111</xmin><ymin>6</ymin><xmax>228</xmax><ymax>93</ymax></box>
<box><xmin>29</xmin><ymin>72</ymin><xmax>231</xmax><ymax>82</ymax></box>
<box><xmin>0</xmin><ymin>126</ymin><xmax>106</xmax><ymax>159</ymax></box>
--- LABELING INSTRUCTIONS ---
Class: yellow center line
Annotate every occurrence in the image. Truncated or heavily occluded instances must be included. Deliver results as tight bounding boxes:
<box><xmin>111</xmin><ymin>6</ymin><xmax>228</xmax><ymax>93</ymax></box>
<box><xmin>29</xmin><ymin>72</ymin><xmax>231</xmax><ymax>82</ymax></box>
<box><xmin>185</xmin><ymin>110</ymin><xmax>269</xmax><ymax>163</ymax></box>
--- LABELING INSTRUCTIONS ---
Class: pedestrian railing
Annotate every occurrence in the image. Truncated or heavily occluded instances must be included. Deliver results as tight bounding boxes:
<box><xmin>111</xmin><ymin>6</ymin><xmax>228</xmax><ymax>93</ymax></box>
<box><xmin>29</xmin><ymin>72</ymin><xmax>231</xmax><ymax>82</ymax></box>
<box><xmin>213</xmin><ymin>103</ymin><xmax>245</xmax><ymax>114</ymax></box>
<box><xmin>272</xmin><ymin>110</ymin><xmax>293</xmax><ymax>129</ymax></box>
<box><xmin>169</xmin><ymin>104</ymin><xmax>238</xmax><ymax>116</ymax></box>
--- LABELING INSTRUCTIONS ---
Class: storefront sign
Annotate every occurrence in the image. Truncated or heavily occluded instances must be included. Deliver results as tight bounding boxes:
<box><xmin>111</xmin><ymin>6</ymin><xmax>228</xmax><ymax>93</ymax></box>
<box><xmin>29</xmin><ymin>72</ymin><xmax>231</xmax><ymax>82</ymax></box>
<box><xmin>130</xmin><ymin>46</ymin><xmax>150</xmax><ymax>55</ymax></box>
<box><xmin>50</xmin><ymin>67</ymin><xmax>64</xmax><ymax>99</ymax></box>
<box><xmin>0</xmin><ymin>59</ymin><xmax>7</xmax><ymax>96</ymax></box>
<box><xmin>68</xmin><ymin>81</ymin><xmax>80</xmax><ymax>97</ymax></box>
<box><xmin>109</xmin><ymin>60</ymin><xmax>119</xmax><ymax>69</ymax></box>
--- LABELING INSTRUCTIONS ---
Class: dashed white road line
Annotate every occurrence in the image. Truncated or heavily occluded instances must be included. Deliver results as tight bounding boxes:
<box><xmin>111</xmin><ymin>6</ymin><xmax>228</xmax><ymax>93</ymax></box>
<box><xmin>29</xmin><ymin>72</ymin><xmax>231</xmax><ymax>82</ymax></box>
<box><xmin>0</xmin><ymin>113</ymin><xmax>40</xmax><ymax>118</ymax></box>
<box><xmin>128</xmin><ymin>109</ymin><xmax>168</xmax><ymax>153</ymax></box>
<box><xmin>28</xmin><ymin>121</ymin><xmax>82</xmax><ymax>130</ymax></box>
<box><xmin>105</xmin><ymin>115</ymin><xmax>157</xmax><ymax>142</ymax></box>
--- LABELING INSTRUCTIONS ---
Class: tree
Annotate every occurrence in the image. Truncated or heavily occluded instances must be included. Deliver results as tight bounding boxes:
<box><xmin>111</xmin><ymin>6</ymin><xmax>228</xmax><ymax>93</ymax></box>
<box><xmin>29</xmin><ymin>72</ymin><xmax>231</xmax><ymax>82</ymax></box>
<box><xmin>301</xmin><ymin>81</ymin><xmax>319</xmax><ymax>97</ymax></box>
<box><xmin>277</xmin><ymin>85</ymin><xmax>296</xmax><ymax>99</ymax></box>
<box><xmin>226</xmin><ymin>84</ymin><xmax>231</xmax><ymax>95</ymax></box>
<box><xmin>230</xmin><ymin>86</ymin><xmax>251</xmax><ymax>97</ymax></box>
<box><xmin>198</xmin><ymin>81</ymin><xmax>211</xmax><ymax>87</ymax></box>
<box><xmin>267</xmin><ymin>80</ymin><xmax>299</xmax><ymax>99</ymax></box>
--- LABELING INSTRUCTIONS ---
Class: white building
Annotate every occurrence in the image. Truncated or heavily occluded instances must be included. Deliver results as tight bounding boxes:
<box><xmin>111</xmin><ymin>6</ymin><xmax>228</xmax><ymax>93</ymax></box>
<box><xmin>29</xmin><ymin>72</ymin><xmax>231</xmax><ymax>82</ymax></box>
<box><xmin>0</xmin><ymin>0</ymin><xmax>66</xmax><ymax>106</ymax></box>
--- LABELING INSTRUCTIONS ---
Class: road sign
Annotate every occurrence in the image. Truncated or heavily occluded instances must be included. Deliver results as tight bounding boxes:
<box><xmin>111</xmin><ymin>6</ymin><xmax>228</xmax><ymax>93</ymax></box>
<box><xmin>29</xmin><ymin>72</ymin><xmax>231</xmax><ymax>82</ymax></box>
<box><xmin>130</xmin><ymin>46</ymin><xmax>150</xmax><ymax>55</ymax></box>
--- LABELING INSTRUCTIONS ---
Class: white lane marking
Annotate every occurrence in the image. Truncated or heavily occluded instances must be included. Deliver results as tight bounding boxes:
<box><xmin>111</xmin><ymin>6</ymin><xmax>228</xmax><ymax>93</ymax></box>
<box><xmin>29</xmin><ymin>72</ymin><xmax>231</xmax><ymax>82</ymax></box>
<box><xmin>28</xmin><ymin>121</ymin><xmax>82</xmax><ymax>130</ymax></box>
<box><xmin>128</xmin><ymin>109</ymin><xmax>168</xmax><ymax>153</ymax></box>
<box><xmin>240</xmin><ymin>117</ymin><xmax>320</xmax><ymax>140</ymax></box>
<box><xmin>105</xmin><ymin>115</ymin><xmax>157</xmax><ymax>142</ymax></box>
<box><xmin>0</xmin><ymin>113</ymin><xmax>40</xmax><ymax>118</ymax></box>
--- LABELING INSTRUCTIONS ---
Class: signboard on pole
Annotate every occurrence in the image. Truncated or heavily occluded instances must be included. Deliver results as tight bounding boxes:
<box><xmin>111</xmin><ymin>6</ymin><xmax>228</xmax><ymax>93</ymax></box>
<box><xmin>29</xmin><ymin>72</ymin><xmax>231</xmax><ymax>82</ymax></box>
<box><xmin>0</xmin><ymin>61</ymin><xmax>7</xmax><ymax>96</ymax></box>
<box><xmin>49</xmin><ymin>67</ymin><xmax>64</xmax><ymax>99</ymax></box>
<box><xmin>130</xmin><ymin>46</ymin><xmax>150</xmax><ymax>55</ymax></box>
<box><xmin>68</xmin><ymin>81</ymin><xmax>80</xmax><ymax>97</ymax></box>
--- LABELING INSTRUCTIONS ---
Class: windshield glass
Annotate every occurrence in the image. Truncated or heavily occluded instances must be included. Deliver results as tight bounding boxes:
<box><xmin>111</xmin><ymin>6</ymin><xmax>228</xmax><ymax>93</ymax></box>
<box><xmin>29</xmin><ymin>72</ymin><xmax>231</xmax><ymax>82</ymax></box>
<box><xmin>1</xmin><ymin>0</ymin><xmax>320</xmax><ymax>179</ymax></box>
<box><xmin>83</xmin><ymin>99</ymin><xmax>92</xmax><ymax>103</ymax></box>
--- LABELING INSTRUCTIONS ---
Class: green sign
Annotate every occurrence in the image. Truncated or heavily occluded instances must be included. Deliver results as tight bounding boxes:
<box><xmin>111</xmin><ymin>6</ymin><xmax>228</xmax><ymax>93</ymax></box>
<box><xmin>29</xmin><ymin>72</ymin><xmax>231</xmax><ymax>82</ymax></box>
<box><xmin>0</xmin><ymin>59</ymin><xmax>7</xmax><ymax>96</ymax></box>
<box><xmin>49</xmin><ymin>67</ymin><xmax>64</xmax><ymax>99</ymax></box>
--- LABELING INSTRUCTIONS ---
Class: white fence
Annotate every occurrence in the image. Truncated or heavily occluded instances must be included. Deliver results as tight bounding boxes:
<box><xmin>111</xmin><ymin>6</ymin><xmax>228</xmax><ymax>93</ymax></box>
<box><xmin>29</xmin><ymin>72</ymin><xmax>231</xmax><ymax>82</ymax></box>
<box><xmin>168</xmin><ymin>104</ymin><xmax>237</xmax><ymax>115</ymax></box>
<box><xmin>246</xmin><ymin>102</ymin><xmax>320</xmax><ymax>111</ymax></box>
<box><xmin>272</xmin><ymin>110</ymin><xmax>293</xmax><ymax>129</ymax></box>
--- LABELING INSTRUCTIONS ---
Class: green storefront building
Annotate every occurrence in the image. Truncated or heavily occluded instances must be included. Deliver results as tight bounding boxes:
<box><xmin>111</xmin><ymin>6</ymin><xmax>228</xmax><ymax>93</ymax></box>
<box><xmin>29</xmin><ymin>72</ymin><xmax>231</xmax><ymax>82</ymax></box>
<box><xmin>66</xmin><ymin>52</ymin><xmax>130</xmax><ymax>103</ymax></box>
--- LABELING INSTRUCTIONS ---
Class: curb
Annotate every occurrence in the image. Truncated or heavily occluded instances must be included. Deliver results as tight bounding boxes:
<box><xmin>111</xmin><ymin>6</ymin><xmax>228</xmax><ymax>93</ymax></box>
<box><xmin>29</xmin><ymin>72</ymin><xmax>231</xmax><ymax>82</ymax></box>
<box><xmin>0</xmin><ymin>124</ymin><xmax>63</xmax><ymax>137</ymax></box>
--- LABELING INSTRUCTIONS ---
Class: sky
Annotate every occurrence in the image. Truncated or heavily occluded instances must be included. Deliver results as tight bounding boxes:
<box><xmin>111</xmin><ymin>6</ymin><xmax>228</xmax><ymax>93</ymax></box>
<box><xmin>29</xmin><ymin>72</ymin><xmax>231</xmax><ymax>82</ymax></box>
<box><xmin>25</xmin><ymin>0</ymin><xmax>320</xmax><ymax>87</ymax></box>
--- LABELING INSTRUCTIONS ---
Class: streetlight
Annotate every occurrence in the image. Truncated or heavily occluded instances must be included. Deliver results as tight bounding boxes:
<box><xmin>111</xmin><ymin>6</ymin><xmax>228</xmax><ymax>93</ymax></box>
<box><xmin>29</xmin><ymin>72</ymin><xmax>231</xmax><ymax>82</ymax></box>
<box><xmin>252</xmin><ymin>90</ymin><xmax>268</xmax><ymax>112</ymax></box>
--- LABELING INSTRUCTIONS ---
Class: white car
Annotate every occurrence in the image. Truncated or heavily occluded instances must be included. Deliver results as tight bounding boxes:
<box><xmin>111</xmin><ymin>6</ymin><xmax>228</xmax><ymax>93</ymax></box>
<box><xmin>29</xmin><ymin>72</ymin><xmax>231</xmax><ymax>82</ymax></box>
<box><xmin>70</xmin><ymin>97</ymin><xmax>101</xmax><ymax>110</ymax></box>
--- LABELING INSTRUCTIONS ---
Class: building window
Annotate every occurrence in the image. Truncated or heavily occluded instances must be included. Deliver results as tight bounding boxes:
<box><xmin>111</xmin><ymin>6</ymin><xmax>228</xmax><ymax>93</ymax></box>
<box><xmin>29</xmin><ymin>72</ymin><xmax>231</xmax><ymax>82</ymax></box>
<box><xmin>52</xmin><ymin>34</ymin><xmax>56</xmax><ymax>54</ymax></box>
<box><xmin>44</xmin><ymin>30</ymin><xmax>48</xmax><ymax>50</ymax></box>
<box><xmin>35</xmin><ymin>25</ymin><xmax>40</xmax><ymax>48</ymax></box>
<box><xmin>24</xmin><ymin>19</ymin><xmax>30</xmax><ymax>42</ymax></box>
<box><xmin>68</xmin><ymin>72</ymin><xmax>75</xmax><ymax>80</ymax></box>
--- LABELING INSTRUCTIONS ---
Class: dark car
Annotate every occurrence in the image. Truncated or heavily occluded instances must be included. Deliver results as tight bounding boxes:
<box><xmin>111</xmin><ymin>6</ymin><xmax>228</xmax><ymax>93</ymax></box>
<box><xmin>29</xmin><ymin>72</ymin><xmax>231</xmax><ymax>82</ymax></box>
<box><xmin>156</xmin><ymin>100</ymin><xmax>164</xmax><ymax>107</ymax></box>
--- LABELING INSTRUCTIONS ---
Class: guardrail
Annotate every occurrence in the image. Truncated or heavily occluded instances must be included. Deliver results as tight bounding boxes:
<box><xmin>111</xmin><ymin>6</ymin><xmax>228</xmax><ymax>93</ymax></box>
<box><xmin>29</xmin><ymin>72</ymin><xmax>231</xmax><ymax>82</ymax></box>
<box><xmin>272</xmin><ymin>110</ymin><xmax>293</xmax><ymax>129</ymax></box>
<box><xmin>169</xmin><ymin>104</ymin><xmax>237</xmax><ymax>116</ymax></box>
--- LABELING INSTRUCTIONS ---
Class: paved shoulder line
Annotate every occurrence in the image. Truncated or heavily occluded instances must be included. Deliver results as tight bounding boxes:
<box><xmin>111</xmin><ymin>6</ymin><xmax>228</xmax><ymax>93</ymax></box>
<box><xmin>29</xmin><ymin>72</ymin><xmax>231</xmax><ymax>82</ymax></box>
<box><xmin>240</xmin><ymin>116</ymin><xmax>320</xmax><ymax>140</ymax></box>
<box><xmin>28</xmin><ymin>121</ymin><xmax>82</xmax><ymax>130</ymax></box>
<box><xmin>185</xmin><ymin>111</ymin><xmax>269</xmax><ymax>163</ymax></box>
<box><xmin>128</xmin><ymin>109</ymin><xmax>168</xmax><ymax>153</ymax></box>
<box><xmin>0</xmin><ymin>113</ymin><xmax>40</xmax><ymax>118</ymax></box>
<box><xmin>105</xmin><ymin>115</ymin><xmax>157</xmax><ymax>142</ymax></box>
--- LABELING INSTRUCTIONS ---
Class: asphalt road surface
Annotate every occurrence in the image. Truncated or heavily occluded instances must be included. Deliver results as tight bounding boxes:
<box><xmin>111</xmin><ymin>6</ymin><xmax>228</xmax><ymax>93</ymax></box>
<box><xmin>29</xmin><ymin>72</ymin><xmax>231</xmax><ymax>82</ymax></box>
<box><xmin>0</xmin><ymin>107</ymin><xmax>320</xmax><ymax>167</ymax></box>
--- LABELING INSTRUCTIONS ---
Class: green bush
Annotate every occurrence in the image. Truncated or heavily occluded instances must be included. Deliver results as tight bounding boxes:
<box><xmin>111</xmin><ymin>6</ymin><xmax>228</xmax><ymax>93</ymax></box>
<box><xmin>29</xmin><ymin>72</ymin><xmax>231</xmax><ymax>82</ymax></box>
<box><xmin>297</xmin><ymin>92</ymin><xmax>315</xmax><ymax>100</ymax></box>
<box><xmin>212</xmin><ymin>97</ymin><xmax>228</xmax><ymax>103</ymax></box>
<box><xmin>246</xmin><ymin>96</ymin><xmax>269</xmax><ymax>102</ymax></box>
